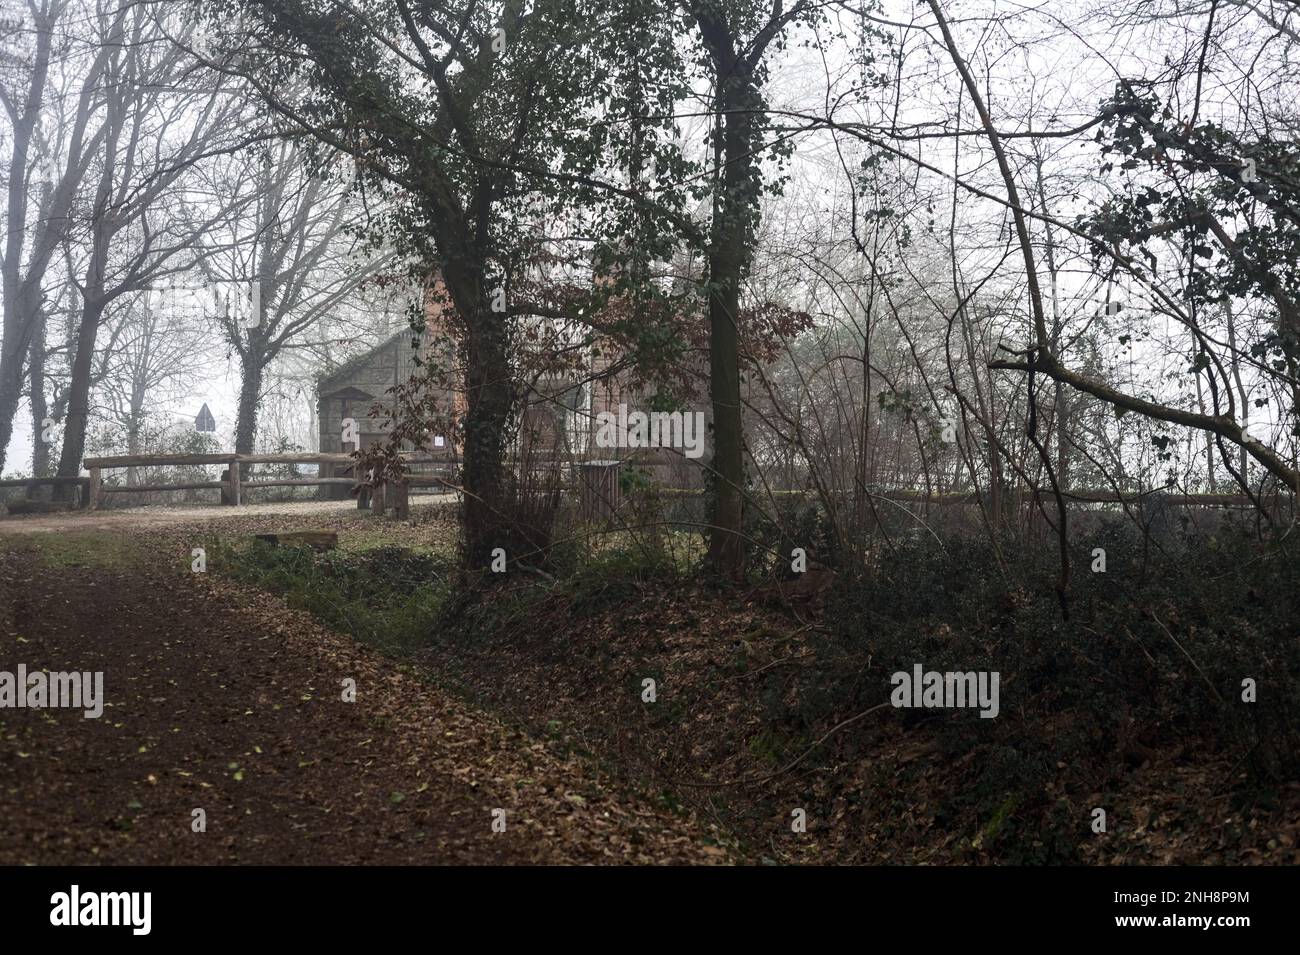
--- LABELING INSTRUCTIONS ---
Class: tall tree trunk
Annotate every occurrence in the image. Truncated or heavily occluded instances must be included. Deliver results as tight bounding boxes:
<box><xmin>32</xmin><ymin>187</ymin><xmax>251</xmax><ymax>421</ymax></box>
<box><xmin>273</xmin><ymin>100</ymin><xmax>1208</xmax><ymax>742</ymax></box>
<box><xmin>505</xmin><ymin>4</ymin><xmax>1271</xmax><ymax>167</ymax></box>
<box><xmin>56</xmin><ymin>198</ymin><xmax>114</xmax><ymax>494</ymax></box>
<box><xmin>57</xmin><ymin>115</ymin><xmax>119</xmax><ymax>494</ymax></box>
<box><xmin>127</xmin><ymin>432</ymin><xmax>142</xmax><ymax>485</ymax></box>
<box><xmin>705</xmin><ymin>237</ymin><xmax>746</xmax><ymax>579</ymax></box>
<box><xmin>445</xmin><ymin>263</ymin><xmax>515</xmax><ymax>568</ymax></box>
<box><xmin>0</xmin><ymin>281</ymin><xmax>42</xmax><ymax>475</ymax></box>
<box><xmin>0</xmin><ymin>6</ymin><xmax>58</xmax><ymax>475</ymax></box>
<box><xmin>126</xmin><ymin>383</ymin><xmax>146</xmax><ymax>486</ymax></box>
<box><xmin>1224</xmin><ymin>299</ymin><xmax>1249</xmax><ymax>481</ymax></box>
<box><xmin>56</xmin><ymin>299</ymin><xmax>106</xmax><ymax>489</ymax></box>
<box><xmin>29</xmin><ymin>317</ymin><xmax>49</xmax><ymax>480</ymax></box>
<box><xmin>0</xmin><ymin>340</ymin><xmax>24</xmax><ymax>475</ymax></box>
<box><xmin>1033</xmin><ymin>150</ymin><xmax>1069</xmax><ymax>495</ymax></box>
<box><xmin>703</xmin><ymin>77</ymin><xmax>758</xmax><ymax>582</ymax></box>
<box><xmin>235</xmin><ymin>353</ymin><xmax>266</xmax><ymax>467</ymax></box>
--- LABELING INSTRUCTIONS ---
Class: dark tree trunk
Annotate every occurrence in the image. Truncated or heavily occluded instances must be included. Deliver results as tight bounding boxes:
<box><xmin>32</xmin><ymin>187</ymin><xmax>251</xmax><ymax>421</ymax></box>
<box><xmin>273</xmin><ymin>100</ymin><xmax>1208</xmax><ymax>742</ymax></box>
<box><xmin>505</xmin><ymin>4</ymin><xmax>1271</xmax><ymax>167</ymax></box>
<box><xmin>29</xmin><ymin>318</ymin><xmax>49</xmax><ymax>480</ymax></box>
<box><xmin>444</xmin><ymin>264</ymin><xmax>515</xmax><ymax>568</ymax></box>
<box><xmin>57</xmin><ymin>143</ymin><xmax>117</xmax><ymax>496</ymax></box>
<box><xmin>56</xmin><ymin>299</ymin><xmax>106</xmax><ymax>492</ymax></box>
<box><xmin>0</xmin><ymin>7</ymin><xmax>58</xmax><ymax>476</ymax></box>
<box><xmin>702</xmin><ymin>75</ymin><xmax>761</xmax><ymax>582</ymax></box>
<box><xmin>0</xmin><ymin>364</ymin><xmax>21</xmax><ymax>476</ymax></box>
<box><xmin>235</xmin><ymin>354</ymin><xmax>266</xmax><ymax>473</ymax></box>
<box><xmin>126</xmin><ymin>387</ymin><xmax>145</xmax><ymax>486</ymax></box>
<box><xmin>0</xmin><ymin>290</ymin><xmax>39</xmax><ymax>476</ymax></box>
<box><xmin>705</xmin><ymin>237</ymin><xmax>747</xmax><ymax>580</ymax></box>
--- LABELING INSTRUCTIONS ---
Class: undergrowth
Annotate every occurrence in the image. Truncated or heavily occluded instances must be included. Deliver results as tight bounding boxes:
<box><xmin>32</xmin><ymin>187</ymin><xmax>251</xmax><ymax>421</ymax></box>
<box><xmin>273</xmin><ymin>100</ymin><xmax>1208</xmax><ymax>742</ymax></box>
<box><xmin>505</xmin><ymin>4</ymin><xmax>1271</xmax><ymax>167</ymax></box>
<box><xmin>205</xmin><ymin>539</ymin><xmax>454</xmax><ymax>655</ymax></box>
<box><xmin>207</xmin><ymin>516</ymin><xmax>1300</xmax><ymax>863</ymax></box>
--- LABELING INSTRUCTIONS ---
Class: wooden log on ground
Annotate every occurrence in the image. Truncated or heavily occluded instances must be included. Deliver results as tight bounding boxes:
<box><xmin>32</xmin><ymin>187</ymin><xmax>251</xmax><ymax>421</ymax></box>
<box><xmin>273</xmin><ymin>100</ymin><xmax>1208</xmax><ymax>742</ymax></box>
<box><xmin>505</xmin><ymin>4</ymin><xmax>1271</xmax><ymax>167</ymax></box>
<box><xmin>748</xmin><ymin>567</ymin><xmax>837</xmax><ymax>608</ymax></box>
<box><xmin>252</xmin><ymin>531</ymin><xmax>338</xmax><ymax>551</ymax></box>
<box><xmin>371</xmin><ymin>481</ymin><xmax>386</xmax><ymax>516</ymax></box>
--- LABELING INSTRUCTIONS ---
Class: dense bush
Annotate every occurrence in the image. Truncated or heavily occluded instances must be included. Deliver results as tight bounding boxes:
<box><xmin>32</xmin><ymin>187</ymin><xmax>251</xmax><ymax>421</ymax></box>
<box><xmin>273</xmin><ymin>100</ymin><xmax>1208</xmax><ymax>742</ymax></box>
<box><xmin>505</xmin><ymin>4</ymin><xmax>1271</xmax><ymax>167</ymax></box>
<box><xmin>787</xmin><ymin>520</ymin><xmax>1300</xmax><ymax>860</ymax></box>
<box><xmin>208</xmin><ymin>540</ymin><xmax>454</xmax><ymax>653</ymax></box>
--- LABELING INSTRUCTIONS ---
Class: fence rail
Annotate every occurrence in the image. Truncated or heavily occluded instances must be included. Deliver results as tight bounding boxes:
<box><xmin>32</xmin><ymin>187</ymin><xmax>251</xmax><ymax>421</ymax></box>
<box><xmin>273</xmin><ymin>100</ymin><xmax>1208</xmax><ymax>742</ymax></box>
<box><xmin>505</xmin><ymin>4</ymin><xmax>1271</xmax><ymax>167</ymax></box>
<box><xmin>71</xmin><ymin>451</ymin><xmax>462</xmax><ymax>511</ymax></box>
<box><xmin>6</xmin><ymin>449</ymin><xmax>1276</xmax><ymax>518</ymax></box>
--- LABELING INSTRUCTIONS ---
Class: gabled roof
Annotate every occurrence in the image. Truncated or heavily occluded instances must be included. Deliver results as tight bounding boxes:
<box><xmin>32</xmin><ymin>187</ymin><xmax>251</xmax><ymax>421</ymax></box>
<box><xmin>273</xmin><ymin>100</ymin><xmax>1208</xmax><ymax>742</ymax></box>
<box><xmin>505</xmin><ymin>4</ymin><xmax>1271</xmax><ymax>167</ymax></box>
<box><xmin>324</xmin><ymin>386</ymin><xmax>376</xmax><ymax>402</ymax></box>
<box><xmin>317</xmin><ymin>327</ymin><xmax>425</xmax><ymax>396</ymax></box>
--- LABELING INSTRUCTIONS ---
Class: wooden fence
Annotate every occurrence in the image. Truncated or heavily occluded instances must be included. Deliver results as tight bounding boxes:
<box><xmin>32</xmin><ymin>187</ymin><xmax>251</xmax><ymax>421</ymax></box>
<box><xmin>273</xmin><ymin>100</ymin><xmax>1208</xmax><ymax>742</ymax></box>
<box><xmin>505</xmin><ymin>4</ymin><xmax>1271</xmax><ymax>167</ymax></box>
<box><xmin>73</xmin><ymin>451</ymin><xmax>460</xmax><ymax>512</ymax></box>
<box><xmin>4</xmin><ymin>448</ymin><xmax>1277</xmax><ymax>521</ymax></box>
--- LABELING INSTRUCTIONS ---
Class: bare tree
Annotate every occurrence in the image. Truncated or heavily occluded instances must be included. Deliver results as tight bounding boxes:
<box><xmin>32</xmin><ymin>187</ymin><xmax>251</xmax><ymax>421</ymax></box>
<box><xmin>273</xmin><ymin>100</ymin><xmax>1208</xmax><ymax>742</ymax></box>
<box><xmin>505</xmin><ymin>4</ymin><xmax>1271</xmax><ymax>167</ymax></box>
<box><xmin>52</xmin><ymin>2</ymin><xmax>249</xmax><ymax>489</ymax></box>
<box><xmin>95</xmin><ymin>293</ymin><xmax>211</xmax><ymax>483</ymax></box>
<box><xmin>197</xmin><ymin>138</ymin><xmax>393</xmax><ymax>466</ymax></box>
<box><xmin>0</xmin><ymin>0</ymin><xmax>80</xmax><ymax>473</ymax></box>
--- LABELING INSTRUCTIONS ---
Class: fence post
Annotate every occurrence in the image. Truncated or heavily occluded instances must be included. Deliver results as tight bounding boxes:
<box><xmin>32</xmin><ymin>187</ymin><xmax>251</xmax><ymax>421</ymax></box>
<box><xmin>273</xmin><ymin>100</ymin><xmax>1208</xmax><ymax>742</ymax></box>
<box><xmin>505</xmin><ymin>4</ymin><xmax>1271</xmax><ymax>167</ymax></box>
<box><xmin>371</xmin><ymin>480</ymin><xmax>386</xmax><ymax>516</ymax></box>
<box><xmin>225</xmin><ymin>461</ymin><xmax>241</xmax><ymax>506</ymax></box>
<box><xmin>87</xmin><ymin>467</ymin><xmax>101</xmax><ymax>510</ymax></box>
<box><xmin>394</xmin><ymin>480</ymin><xmax>410</xmax><ymax>520</ymax></box>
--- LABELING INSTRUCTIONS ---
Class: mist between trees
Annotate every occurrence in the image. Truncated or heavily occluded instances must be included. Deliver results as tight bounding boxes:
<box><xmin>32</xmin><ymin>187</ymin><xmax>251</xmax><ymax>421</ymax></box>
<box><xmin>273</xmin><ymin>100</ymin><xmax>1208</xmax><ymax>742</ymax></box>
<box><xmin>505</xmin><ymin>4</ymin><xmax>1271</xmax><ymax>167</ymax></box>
<box><xmin>2</xmin><ymin>0</ymin><xmax>1299</xmax><ymax>593</ymax></box>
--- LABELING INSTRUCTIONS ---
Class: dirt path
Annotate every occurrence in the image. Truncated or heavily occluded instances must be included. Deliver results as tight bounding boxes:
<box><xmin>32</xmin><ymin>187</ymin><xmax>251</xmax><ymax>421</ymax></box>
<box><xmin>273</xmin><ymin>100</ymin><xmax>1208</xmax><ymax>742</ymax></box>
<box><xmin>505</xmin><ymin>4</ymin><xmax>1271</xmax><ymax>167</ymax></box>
<box><xmin>0</xmin><ymin>540</ymin><xmax>732</xmax><ymax>864</ymax></box>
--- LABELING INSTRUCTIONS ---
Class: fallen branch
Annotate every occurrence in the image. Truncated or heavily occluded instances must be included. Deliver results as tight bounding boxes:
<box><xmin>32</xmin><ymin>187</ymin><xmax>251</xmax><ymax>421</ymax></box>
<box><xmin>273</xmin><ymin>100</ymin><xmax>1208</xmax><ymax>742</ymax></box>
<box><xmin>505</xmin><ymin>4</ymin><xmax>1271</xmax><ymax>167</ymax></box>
<box><xmin>678</xmin><ymin>701</ymin><xmax>892</xmax><ymax>789</ymax></box>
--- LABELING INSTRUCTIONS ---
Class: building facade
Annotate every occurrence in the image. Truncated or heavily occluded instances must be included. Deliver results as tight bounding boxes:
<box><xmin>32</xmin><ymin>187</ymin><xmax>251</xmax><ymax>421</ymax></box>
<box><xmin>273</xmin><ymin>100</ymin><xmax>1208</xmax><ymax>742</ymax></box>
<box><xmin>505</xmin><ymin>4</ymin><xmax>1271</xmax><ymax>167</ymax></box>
<box><xmin>315</xmin><ymin>275</ymin><xmax>715</xmax><ymax>494</ymax></box>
